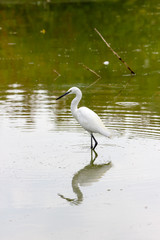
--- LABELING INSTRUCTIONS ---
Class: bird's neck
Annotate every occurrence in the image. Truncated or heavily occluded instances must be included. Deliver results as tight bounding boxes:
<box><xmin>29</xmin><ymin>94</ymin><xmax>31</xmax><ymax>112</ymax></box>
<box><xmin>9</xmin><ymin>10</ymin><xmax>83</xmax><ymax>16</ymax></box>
<box><xmin>71</xmin><ymin>92</ymin><xmax>82</xmax><ymax>116</ymax></box>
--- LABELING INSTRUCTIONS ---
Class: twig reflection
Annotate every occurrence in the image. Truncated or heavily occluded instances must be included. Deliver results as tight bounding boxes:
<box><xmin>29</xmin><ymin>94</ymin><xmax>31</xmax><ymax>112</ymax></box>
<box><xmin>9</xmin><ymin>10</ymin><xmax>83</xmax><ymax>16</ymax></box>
<box><xmin>58</xmin><ymin>150</ymin><xmax>112</xmax><ymax>205</ymax></box>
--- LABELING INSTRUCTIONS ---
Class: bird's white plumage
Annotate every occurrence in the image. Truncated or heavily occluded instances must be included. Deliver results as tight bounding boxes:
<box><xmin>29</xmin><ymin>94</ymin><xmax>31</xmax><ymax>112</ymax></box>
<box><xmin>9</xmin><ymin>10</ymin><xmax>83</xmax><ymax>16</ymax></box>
<box><xmin>67</xmin><ymin>87</ymin><xmax>112</xmax><ymax>138</ymax></box>
<box><xmin>74</xmin><ymin>107</ymin><xmax>109</xmax><ymax>136</ymax></box>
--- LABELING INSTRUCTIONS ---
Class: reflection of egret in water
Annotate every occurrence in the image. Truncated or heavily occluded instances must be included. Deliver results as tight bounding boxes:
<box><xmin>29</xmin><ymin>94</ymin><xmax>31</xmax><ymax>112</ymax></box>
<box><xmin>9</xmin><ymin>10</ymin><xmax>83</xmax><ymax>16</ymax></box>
<box><xmin>58</xmin><ymin>150</ymin><xmax>112</xmax><ymax>205</ymax></box>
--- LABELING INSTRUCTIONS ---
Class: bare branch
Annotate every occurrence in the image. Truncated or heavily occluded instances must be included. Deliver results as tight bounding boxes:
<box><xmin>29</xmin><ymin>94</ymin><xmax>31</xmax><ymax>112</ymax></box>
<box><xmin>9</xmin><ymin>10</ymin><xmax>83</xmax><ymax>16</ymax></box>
<box><xmin>79</xmin><ymin>63</ymin><xmax>101</xmax><ymax>79</ymax></box>
<box><xmin>94</xmin><ymin>28</ymin><xmax>135</xmax><ymax>75</ymax></box>
<box><xmin>53</xmin><ymin>69</ymin><xmax>61</xmax><ymax>81</ymax></box>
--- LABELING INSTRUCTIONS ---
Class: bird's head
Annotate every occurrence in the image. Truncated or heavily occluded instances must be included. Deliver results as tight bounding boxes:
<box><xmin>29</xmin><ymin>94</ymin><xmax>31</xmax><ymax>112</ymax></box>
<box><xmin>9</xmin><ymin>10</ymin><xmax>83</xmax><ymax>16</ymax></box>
<box><xmin>56</xmin><ymin>87</ymin><xmax>81</xmax><ymax>100</ymax></box>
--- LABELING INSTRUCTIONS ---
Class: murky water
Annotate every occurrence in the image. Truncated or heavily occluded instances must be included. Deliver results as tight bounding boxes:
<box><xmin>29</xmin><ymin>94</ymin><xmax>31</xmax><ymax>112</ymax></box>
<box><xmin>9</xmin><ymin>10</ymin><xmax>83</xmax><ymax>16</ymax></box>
<box><xmin>0</xmin><ymin>1</ymin><xmax>160</xmax><ymax>240</ymax></box>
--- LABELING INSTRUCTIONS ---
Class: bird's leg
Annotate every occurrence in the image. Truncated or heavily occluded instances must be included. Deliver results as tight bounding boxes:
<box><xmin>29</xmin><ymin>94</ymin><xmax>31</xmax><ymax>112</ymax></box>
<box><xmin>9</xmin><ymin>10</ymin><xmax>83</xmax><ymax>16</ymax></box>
<box><xmin>91</xmin><ymin>133</ymin><xmax>98</xmax><ymax>150</ymax></box>
<box><xmin>91</xmin><ymin>133</ymin><xmax>93</xmax><ymax>150</ymax></box>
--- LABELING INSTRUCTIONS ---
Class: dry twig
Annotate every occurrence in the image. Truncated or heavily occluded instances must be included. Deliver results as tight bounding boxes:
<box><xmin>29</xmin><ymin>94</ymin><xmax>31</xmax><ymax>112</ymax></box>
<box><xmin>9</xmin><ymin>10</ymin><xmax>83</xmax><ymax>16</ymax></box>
<box><xmin>79</xmin><ymin>63</ymin><xmax>101</xmax><ymax>79</ymax></box>
<box><xmin>79</xmin><ymin>63</ymin><xmax>101</xmax><ymax>88</ymax></box>
<box><xmin>53</xmin><ymin>69</ymin><xmax>61</xmax><ymax>81</ymax></box>
<box><xmin>94</xmin><ymin>28</ymin><xmax>135</xmax><ymax>75</ymax></box>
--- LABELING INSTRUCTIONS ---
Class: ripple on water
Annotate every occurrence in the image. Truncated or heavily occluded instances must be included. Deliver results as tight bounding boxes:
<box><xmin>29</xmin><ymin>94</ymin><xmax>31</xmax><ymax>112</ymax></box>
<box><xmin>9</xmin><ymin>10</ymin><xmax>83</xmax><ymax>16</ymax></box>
<box><xmin>0</xmin><ymin>87</ymin><xmax>160</xmax><ymax>139</ymax></box>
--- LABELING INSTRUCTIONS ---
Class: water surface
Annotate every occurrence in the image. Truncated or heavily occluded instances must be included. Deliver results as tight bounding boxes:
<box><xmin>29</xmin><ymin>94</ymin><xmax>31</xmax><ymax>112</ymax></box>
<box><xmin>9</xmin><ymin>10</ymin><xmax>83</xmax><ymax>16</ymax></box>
<box><xmin>0</xmin><ymin>1</ymin><xmax>160</xmax><ymax>240</ymax></box>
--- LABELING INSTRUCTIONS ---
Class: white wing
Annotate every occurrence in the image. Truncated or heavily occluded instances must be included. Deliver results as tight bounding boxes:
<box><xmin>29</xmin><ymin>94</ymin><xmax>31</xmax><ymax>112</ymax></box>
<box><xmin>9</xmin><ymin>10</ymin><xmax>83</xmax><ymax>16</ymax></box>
<box><xmin>73</xmin><ymin>107</ymin><xmax>111</xmax><ymax>137</ymax></box>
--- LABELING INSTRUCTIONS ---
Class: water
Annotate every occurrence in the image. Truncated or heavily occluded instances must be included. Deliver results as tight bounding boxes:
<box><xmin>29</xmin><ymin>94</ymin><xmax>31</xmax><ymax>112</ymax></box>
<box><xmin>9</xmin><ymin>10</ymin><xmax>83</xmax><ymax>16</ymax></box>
<box><xmin>0</xmin><ymin>1</ymin><xmax>160</xmax><ymax>240</ymax></box>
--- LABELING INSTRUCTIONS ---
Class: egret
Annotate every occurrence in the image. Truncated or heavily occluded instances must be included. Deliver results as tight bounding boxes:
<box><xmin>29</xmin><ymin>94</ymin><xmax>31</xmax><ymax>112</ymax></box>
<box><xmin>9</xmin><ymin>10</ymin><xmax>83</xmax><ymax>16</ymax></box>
<box><xmin>56</xmin><ymin>87</ymin><xmax>112</xmax><ymax>150</ymax></box>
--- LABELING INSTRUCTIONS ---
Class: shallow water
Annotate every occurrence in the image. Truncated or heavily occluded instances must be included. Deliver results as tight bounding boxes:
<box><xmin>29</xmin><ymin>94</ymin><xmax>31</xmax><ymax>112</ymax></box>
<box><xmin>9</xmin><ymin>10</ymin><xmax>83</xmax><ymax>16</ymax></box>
<box><xmin>0</xmin><ymin>1</ymin><xmax>160</xmax><ymax>240</ymax></box>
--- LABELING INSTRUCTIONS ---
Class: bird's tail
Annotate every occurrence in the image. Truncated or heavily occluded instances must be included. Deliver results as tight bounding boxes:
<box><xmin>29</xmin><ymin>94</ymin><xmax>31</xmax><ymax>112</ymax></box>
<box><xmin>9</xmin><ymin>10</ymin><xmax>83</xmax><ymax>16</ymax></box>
<box><xmin>100</xmin><ymin>128</ymin><xmax>113</xmax><ymax>138</ymax></box>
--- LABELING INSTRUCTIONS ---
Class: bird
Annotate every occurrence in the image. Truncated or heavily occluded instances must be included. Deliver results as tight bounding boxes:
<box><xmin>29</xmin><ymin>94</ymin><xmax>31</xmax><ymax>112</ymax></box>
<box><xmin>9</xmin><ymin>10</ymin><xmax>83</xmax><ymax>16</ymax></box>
<box><xmin>56</xmin><ymin>87</ymin><xmax>112</xmax><ymax>150</ymax></box>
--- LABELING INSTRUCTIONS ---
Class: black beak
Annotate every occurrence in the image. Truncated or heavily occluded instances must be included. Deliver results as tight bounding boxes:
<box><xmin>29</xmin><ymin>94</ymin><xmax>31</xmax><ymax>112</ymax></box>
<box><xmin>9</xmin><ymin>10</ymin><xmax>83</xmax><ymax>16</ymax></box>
<box><xmin>56</xmin><ymin>91</ymin><xmax>71</xmax><ymax>100</ymax></box>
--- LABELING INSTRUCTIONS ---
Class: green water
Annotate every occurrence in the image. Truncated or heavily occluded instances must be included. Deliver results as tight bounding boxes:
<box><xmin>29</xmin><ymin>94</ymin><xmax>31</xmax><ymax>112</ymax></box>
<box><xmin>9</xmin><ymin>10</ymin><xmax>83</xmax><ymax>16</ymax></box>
<box><xmin>0</xmin><ymin>1</ymin><xmax>160</xmax><ymax>240</ymax></box>
<box><xmin>0</xmin><ymin>1</ymin><xmax>160</xmax><ymax>132</ymax></box>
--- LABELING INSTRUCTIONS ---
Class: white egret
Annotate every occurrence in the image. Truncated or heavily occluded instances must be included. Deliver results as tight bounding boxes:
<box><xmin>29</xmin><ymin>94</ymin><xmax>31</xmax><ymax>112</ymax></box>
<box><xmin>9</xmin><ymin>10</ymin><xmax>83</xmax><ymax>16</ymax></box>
<box><xmin>56</xmin><ymin>87</ymin><xmax>112</xmax><ymax>150</ymax></box>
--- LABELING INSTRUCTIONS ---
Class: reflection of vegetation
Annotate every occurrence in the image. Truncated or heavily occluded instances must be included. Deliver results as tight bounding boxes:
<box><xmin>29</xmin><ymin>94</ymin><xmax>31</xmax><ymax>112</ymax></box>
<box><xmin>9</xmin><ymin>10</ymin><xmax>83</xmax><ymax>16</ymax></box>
<box><xmin>0</xmin><ymin>1</ymin><xmax>159</xmax><ymax>86</ymax></box>
<box><xmin>0</xmin><ymin>1</ymin><xmax>159</xmax><ymax>130</ymax></box>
